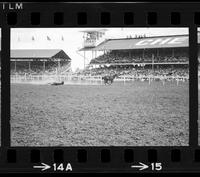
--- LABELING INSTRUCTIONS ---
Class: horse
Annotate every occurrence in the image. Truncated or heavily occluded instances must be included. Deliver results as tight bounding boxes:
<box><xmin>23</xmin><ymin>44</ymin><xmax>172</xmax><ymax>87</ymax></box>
<box><xmin>102</xmin><ymin>74</ymin><xmax>118</xmax><ymax>85</ymax></box>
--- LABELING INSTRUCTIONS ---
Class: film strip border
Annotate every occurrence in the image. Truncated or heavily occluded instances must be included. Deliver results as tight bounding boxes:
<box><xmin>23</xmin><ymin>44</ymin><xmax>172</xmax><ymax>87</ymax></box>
<box><xmin>0</xmin><ymin>147</ymin><xmax>200</xmax><ymax>172</ymax></box>
<box><xmin>0</xmin><ymin>2</ymin><xmax>199</xmax><ymax>172</ymax></box>
<box><xmin>2</xmin><ymin>3</ymin><xmax>200</xmax><ymax>26</ymax></box>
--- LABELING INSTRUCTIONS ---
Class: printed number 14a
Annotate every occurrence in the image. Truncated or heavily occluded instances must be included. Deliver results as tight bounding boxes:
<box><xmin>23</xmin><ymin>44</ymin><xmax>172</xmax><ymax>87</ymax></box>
<box><xmin>53</xmin><ymin>163</ymin><xmax>72</xmax><ymax>171</ymax></box>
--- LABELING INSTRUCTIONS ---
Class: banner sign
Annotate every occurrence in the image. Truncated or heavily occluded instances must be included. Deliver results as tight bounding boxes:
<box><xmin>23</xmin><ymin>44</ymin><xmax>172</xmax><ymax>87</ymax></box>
<box><xmin>94</xmin><ymin>35</ymin><xmax>192</xmax><ymax>51</ymax></box>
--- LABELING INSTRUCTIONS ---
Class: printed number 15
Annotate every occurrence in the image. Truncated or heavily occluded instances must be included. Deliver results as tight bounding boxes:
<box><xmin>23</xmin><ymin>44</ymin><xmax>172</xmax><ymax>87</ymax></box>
<box><xmin>151</xmin><ymin>163</ymin><xmax>162</xmax><ymax>171</ymax></box>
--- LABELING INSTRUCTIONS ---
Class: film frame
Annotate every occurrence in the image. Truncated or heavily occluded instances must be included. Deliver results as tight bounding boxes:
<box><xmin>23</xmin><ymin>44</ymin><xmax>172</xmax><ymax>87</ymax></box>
<box><xmin>0</xmin><ymin>2</ymin><xmax>200</xmax><ymax>173</ymax></box>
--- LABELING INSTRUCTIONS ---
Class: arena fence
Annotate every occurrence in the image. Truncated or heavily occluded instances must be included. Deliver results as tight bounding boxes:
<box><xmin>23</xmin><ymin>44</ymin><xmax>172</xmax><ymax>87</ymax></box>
<box><xmin>11</xmin><ymin>74</ymin><xmax>189</xmax><ymax>85</ymax></box>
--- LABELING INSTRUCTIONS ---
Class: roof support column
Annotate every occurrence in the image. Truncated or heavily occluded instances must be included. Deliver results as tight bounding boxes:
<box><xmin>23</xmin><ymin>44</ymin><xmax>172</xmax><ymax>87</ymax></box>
<box><xmin>14</xmin><ymin>60</ymin><xmax>17</xmax><ymax>72</ymax></box>
<box><xmin>43</xmin><ymin>61</ymin><xmax>45</xmax><ymax>72</ymax></box>
<box><xmin>28</xmin><ymin>61</ymin><xmax>31</xmax><ymax>72</ymax></box>
<box><xmin>152</xmin><ymin>54</ymin><xmax>154</xmax><ymax>71</ymax></box>
<box><xmin>143</xmin><ymin>49</ymin><xmax>145</xmax><ymax>59</ymax></box>
<box><xmin>84</xmin><ymin>51</ymin><xmax>86</xmax><ymax>69</ymax></box>
<box><xmin>58</xmin><ymin>59</ymin><xmax>61</xmax><ymax>72</ymax></box>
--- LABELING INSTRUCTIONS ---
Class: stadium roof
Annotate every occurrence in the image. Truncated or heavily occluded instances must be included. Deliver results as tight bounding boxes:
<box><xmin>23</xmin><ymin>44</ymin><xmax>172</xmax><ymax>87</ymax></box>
<box><xmin>10</xmin><ymin>49</ymin><xmax>71</xmax><ymax>60</ymax></box>
<box><xmin>92</xmin><ymin>34</ymin><xmax>191</xmax><ymax>51</ymax></box>
<box><xmin>79</xmin><ymin>46</ymin><xmax>96</xmax><ymax>51</ymax></box>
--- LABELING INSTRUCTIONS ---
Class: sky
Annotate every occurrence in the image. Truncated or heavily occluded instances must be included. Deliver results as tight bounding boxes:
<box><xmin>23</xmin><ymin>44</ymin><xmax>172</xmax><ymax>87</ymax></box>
<box><xmin>11</xmin><ymin>28</ymin><xmax>188</xmax><ymax>71</ymax></box>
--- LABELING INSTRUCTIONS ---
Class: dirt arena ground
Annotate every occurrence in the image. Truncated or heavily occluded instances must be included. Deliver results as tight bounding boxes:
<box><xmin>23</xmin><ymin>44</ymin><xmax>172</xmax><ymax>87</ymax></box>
<box><xmin>11</xmin><ymin>81</ymin><xmax>189</xmax><ymax>146</ymax></box>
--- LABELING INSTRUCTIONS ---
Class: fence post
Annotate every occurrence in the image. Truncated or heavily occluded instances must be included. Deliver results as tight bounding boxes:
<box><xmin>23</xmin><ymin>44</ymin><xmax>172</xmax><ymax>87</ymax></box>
<box><xmin>162</xmin><ymin>76</ymin><xmax>164</xmax><ymax>86</ymax></box>
<box><xmin>149</xmin><ymin>76</ymin><xmax>151</xmax><ymax>85</ymax></box>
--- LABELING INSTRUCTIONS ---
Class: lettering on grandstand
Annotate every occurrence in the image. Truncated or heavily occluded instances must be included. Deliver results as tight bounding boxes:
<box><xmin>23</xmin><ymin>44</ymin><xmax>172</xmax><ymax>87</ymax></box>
<box><xmin>135</xmin><ymin>37</ymin><xmax>187</xmax><ymax>46</ymax></box>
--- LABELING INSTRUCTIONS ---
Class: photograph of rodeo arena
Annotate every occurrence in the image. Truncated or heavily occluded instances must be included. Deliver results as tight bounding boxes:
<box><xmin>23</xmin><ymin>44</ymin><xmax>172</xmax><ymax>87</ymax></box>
<box><xmin>10</xmin><ymin>28</ymin><xmax>189</xmax><ymax>146</ymax></box>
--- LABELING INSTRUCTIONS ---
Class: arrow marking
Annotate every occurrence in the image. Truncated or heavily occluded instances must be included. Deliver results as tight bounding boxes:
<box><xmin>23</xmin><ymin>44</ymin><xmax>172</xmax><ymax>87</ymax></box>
<box><xmin>33</xmin><ymin>163</ymin><xmax>51</xmax><ymax>171</ymax></box>
<box><xmin>131</xmin><ymin>162</ymin><xmax>149</xmax><ymax>171</ymax></box>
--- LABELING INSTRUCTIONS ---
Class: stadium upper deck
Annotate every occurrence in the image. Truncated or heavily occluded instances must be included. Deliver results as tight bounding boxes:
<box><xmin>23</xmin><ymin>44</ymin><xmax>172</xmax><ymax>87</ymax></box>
<box><xmin>83</xmin><ymin>33</ymin><xmax>198</xmax><ymax>66</ymax></box>
<box><xmin>80</xmin><ymin>32</ymin><xmax>200</xmax><ymax>51</ymax></box>
<box><xmin>92</xmin><ymin>34</ymin><xmax>189</xmax><ymax>51</ymax></box>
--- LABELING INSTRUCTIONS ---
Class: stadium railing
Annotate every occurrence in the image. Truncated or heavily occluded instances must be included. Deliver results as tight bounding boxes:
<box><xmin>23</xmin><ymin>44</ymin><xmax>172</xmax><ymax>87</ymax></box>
<box><xmin>10</xmin><ymin>73</ymin><xmax>189</xmax><ymax>85</ymax></box>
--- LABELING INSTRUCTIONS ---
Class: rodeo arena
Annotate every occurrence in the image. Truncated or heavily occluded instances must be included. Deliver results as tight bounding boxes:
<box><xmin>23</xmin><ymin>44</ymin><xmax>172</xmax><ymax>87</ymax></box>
<box><xmin>10</xmin><ymin>29</ymin><xmax>190</xmax><ymax>146</ymax></box>
<box><xmin>10</xmin><ymin>30</ymin><xmax>189</xmax><ymax>85</ymax></box>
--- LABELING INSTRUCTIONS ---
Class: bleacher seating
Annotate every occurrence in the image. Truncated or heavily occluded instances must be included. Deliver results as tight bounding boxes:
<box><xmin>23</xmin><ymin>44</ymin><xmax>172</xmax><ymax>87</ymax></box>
<box><xmin>77</xmin><ymin>66</ymin><xmax>189</xmax><ymax>79</ymax></box>
<box><xmin>11</xmin><ymin>60</ymin><xmax>71</xmax><ymax>75</ymax></box>
<box><xmin>90</xmin><ymin>49</ymin><xmax>189</xmax><ymax>64</ymax></box>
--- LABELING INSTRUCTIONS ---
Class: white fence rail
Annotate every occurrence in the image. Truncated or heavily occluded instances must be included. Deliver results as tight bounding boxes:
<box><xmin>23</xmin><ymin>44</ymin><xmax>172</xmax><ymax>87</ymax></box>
<box><xmin>11</xmin><ymin>74</ymin><xmax>189</xmax><ymax>85</ymax></box>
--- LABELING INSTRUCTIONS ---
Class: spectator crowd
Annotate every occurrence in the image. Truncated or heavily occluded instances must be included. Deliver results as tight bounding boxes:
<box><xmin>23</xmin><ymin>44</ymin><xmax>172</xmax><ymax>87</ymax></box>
<box><xmin>10</xmin><ymin>48</ymin><xmax>189</xmax><ymax>81</ymax></box>
<box><xmin>77</xmin><ymin>65</ymin><xmax>189</xmax><ymax>79</ymax></box>
<box><xmin>90</xmin><ymin>48</ymin><xmax>188</xmax><ymax>64</ymax></box>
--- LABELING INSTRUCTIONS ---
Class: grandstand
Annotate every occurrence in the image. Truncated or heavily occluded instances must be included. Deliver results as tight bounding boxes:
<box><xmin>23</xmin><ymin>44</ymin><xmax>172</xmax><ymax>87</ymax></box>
<box><xmin>78</xmin><ymin>33</ymin><xmax>190</xmax><ymax>80</ymax></box>
<box><xmin>10</xmin><ymin>49</ymin><xmax>71</xmax><ymax>76</ymax></box>
<box><xmin>9</xmin><ymin>31</ymin><xmax>192</xmax><ymax>84</ymax></box>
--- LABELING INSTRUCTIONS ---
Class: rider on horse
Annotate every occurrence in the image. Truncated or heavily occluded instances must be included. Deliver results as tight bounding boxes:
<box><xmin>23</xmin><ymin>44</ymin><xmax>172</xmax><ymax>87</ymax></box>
<box><xmin>102</xmin><ymin>71</ymin><xmax>118</xmax><ymax>85</ymax></box>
